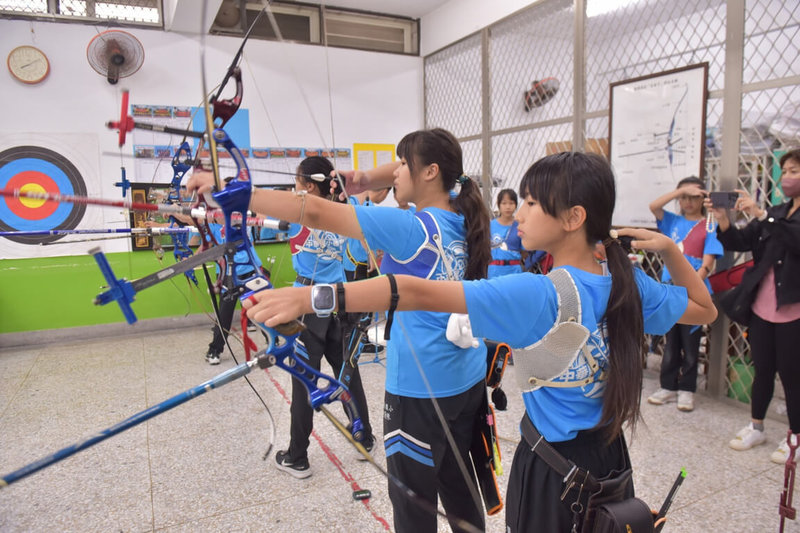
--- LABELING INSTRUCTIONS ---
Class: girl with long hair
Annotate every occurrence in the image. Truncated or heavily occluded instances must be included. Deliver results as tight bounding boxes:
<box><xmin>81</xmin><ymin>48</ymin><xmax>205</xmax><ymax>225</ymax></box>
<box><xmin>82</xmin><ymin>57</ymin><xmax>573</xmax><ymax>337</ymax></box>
<box><xmin>237</xmin><ymin>151</ymin><xmax>716</xmax><ymax>531</ymax></box>
<box><xmin>272</xmin><ymin>155</ymin><xmax>373</xmax><ymax>479</ymax></box>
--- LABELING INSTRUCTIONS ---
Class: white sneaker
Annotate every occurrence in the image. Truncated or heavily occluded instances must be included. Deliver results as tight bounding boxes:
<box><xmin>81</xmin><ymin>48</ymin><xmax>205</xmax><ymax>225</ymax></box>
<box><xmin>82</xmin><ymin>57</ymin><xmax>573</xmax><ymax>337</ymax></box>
<box><xmin>770</xmin><ymin>435</ymin><xmax>799</xmax><ymax>464</ymax></box>
<box><xmin>729</xmin><ymin>423</ymin><xmax>767</xmax><ymax>451</ymax></box>
<box><xmin>647</xmin><ymin>388</ymin><xmax>677</xmax><ymax>405</ymax></box>
<box><xmin>677</xmin><ymin>391</ymin><xmax>694</xmax><ymax>412</ymax></box>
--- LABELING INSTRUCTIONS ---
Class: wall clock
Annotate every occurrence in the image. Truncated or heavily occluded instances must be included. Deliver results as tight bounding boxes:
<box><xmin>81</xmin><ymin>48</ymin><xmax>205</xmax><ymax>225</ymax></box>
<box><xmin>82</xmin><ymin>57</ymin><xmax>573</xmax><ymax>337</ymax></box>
<box><xmin>7</xmin><ymin>45</ymin><xmax>50</xmax><ymax>84</ymax></box>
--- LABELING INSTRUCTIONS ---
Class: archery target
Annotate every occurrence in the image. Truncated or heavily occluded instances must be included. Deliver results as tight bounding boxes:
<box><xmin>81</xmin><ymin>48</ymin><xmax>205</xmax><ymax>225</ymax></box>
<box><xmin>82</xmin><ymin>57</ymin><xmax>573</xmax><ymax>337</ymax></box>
<box><xmin>0</xmin><ymin>145</ymin><xmax>87</xmax><ymax>245</ymax></box>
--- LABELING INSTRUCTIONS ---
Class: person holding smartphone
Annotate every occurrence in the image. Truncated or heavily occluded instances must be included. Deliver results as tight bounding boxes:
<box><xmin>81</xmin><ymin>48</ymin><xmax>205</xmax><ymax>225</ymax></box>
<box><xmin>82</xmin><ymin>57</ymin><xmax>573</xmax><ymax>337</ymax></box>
<box><xmin>708</xmin><ymin>149</ymin><xmax>800</xmax><ymax>463</ymax></box>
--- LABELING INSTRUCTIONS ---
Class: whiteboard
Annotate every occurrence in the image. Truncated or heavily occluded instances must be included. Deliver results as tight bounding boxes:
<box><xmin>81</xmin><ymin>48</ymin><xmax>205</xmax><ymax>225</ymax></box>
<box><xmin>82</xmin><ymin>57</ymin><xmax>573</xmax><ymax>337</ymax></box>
<box><xmin>609</xmin><ymin>63</ymin><xmax>708</xmax><ymax>228</ymax></box>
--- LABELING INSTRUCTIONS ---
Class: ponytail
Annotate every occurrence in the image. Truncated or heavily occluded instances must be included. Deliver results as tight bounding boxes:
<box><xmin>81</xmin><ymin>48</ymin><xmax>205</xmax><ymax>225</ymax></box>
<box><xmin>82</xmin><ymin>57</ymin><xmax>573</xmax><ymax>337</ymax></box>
<box><xmin>452</xmin><ymin>177</ymin><xmax>491</xmax><ymax>280</ymax></box>
<box><xmin>601</xmin><ymin>237</ymin><xmax>644</xmax><ymax>441</ymax></box>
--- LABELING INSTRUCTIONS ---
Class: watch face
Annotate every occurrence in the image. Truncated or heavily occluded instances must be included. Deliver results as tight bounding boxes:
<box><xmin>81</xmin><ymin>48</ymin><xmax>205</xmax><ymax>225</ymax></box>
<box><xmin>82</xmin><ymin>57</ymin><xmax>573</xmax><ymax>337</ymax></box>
<box><xmin>313</xmin><ymin>285</ymin><xmax>335</xmax><ymax>312</ymax></box>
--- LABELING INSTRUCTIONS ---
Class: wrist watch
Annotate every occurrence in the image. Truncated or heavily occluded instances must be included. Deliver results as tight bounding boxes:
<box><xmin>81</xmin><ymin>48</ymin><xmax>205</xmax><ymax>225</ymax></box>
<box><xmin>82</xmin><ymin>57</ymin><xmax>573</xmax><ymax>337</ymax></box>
<box><xmin>311</xmin><ymin>284</ymin><xmax>336</xmax><ymax>317</ymax></box>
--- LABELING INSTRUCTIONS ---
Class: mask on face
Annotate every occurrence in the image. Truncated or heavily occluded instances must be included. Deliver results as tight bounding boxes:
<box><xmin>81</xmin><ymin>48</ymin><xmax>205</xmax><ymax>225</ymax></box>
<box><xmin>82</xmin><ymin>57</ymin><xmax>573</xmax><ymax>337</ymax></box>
<box><xmin>781</xmin><ymin>177</ymin><xmax>800</xmax><ymax>198</ymax></box>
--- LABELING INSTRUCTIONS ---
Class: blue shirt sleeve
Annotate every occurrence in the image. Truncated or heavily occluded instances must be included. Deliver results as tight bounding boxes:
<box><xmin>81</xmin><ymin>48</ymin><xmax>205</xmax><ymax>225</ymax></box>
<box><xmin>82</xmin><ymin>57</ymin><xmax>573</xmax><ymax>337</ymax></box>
<box><xmin>463</xmin><ymin>269</ymin><xmax>689</xmax><ymax>343</ymax></box>
<box><xmin>657</xmin><ymin>210</ymin><xmax>677</xmax><ymax>235</ymax></box>
<box><xmin>353</xmin><ymin>205</ymin><xmax>427</xmax><ymax>260</ymax></box>
<box><xmin>634</xmin><ymin>268</ymin><xmax>689</xmax><ymax>335</ymax></box>
<box><xmin>462</xmin><ymin>274</ymin><xmax>557</xmax><ymax>347</ymax></box>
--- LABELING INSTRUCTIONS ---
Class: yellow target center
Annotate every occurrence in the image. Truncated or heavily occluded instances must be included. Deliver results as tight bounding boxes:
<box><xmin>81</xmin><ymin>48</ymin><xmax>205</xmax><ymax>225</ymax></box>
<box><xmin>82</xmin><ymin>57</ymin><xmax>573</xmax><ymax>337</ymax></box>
<box><xmin>19</xmin><ymin>183</ymin><xmax>47</xmax><ymax>208</ymax></box>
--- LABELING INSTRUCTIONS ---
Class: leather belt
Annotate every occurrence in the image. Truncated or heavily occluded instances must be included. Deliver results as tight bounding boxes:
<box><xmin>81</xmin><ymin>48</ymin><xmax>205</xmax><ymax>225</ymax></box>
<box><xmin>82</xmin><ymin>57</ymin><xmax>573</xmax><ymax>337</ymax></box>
<box><xmin>295</xmin><ymin>275</ymin><xmax>315</xmax><ymax>286</ymax></box>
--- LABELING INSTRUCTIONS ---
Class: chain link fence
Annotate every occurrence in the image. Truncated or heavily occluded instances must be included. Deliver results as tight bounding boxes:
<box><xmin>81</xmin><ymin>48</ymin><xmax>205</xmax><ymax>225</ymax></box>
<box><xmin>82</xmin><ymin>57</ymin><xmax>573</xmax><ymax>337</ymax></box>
<box><xmin>424</xmin><ymin>0</ymin><xmax>799</xmax><ymax>416</ymax></box>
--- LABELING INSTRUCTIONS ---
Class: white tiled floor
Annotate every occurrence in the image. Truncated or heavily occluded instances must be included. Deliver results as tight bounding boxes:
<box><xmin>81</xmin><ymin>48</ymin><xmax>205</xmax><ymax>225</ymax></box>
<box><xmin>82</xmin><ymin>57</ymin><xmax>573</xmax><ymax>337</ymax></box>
<box><xmin>0</xmin><ymin>325</ymin><xmax>796</xmax><ymax>532</ymax></box>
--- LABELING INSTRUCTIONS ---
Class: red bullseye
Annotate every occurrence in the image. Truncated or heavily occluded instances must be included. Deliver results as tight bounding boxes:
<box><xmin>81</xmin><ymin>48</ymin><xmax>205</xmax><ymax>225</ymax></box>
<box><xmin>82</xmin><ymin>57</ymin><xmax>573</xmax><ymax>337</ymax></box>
<box><xmin>5</xmin><ymin>171</ymin><xmax>60</xmax><ymax>220</ymax></box>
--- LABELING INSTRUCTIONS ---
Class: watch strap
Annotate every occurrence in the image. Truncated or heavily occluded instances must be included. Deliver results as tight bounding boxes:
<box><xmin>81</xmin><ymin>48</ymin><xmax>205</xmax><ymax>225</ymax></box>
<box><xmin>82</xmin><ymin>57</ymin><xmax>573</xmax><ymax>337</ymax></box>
<box><xmin>384</xmin><ymin>273</ymin><xmax>399</xmax><ymax>341</ymax></box>
<box><xmin>336</xmin><ymin>281</ymin><xmax>345</xmax><ymax>314</ymax></box>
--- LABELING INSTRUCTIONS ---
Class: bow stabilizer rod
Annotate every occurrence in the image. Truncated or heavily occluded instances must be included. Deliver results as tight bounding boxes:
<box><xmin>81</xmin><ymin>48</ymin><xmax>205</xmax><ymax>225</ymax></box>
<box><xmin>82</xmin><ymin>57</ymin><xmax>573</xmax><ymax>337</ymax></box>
<box><xmin>90</xmin><ymin>242</ymin><xmax>239</xmax><ymax>324</ymax></box>
<box><xmin>0</xmin><ymin>227</ymin><xmax>193</xmax><ymax>237</ymax></box>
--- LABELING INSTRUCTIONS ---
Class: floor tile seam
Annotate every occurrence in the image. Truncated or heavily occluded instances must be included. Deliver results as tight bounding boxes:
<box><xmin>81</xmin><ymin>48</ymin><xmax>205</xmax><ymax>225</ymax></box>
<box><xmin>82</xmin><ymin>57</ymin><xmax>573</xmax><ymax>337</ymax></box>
<box><xmin>0</xmin><ymin>350</ymin><xmax>41</xmax><ymax>420</ymax></box>
<box><xmin>149</xmin><ymin>491</ymin><xmax>361</xmax><ymax>532</ymax></box>
<box><xmin>667</xmin><ymin>466</ymin><xmax>777</xmax><ymax>513</ymax></box>
<box><xmin>142</xmin><ymin>336</ymin><xmax>158</xmax><ymax>531</ymax></box>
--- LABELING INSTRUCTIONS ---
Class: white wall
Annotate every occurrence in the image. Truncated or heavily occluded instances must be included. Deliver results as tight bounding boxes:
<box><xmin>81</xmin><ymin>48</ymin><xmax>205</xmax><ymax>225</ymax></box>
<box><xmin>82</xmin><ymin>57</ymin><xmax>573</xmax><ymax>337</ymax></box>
<box><xmin>1</xmin><ymin>18</ymin><xmax>422</xmax><ymax>253</ymax></box>
<box><xmin>420</xmin><ymin>0</ymin><xmax>541</xmax><ymax>56</ymax></box>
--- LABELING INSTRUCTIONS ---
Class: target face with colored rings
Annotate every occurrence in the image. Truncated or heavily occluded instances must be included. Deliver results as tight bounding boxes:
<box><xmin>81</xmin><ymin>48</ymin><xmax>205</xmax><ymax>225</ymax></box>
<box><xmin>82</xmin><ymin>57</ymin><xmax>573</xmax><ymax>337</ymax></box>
<box><xmin>0</xmin><ymin>146</ymin><xmax>87</xmax><ymax>245</ymax></box>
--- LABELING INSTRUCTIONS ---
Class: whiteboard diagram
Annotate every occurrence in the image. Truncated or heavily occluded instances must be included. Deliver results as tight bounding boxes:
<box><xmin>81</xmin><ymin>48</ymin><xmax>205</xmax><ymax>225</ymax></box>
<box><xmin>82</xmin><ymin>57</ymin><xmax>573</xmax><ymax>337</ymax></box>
<box><xmin>609</xmin><ymin>64</ymin><xmax>708</xmax><ymax>227</ymax></box>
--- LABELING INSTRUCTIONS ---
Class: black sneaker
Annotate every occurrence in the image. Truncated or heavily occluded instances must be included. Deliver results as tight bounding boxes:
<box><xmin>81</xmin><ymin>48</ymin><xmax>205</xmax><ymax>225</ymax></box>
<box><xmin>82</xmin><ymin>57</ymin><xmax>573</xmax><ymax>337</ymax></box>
<box><xmin>354</xmin><ymin>435</ymin><xmax>375</xmax><ymax>462</ymax></box>
<box><xmin>205</xmin><ymin>349</ymin><xmax>221</xmax><ymax>365</ymax></box>
<box><xmin>275</xmin><ymin>450</ymin><xmax>312</xmax><ymax>479</ymax></box>
<box><xmin>361</xmin><ymin>342</ymin><xmax>385</xmax><ymax>355</ymax></box>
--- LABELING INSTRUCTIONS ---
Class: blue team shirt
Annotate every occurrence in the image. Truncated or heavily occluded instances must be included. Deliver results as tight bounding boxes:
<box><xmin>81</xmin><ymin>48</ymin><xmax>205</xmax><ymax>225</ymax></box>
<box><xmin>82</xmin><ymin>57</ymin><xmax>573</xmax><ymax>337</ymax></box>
<box><xmin>489</xmin><ymin>218</ymin><xmax>524</xmax><ymax>278</ymax></box>
<box><xmin>289</xmin><ymin>223</ymin><xmax>346</xmax><ymax>285</ymax></box>
<box><xmin>354</xmin><ymin>205</ymin><xmax>486</xmax><ymax>398</ymax></box>
<box><xmin>657</xmin><ymin>210</ymin><xmax>723</xmax><ymax>292</ymax></box>
<box><xmin>463</xmin><ymin>266</ymin><xmax>688</xmax><ymax>442</ymax></box>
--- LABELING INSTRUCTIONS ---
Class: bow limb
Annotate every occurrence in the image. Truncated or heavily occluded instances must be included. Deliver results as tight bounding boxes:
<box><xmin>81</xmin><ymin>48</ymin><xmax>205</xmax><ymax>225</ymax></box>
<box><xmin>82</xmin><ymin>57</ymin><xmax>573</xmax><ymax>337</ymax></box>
<box><xmin>164</xmin><ymin>142</ymin><xmax>199</xmax><ymax>285</ymax></box>
<box><xmin>209</xmin><ymin>5</ymin><xmax>267</xmax><ymax>126</ymax></box>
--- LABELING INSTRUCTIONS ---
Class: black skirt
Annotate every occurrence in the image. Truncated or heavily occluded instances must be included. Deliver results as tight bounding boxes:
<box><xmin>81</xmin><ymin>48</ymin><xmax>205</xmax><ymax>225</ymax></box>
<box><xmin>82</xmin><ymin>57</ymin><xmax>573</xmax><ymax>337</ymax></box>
<box><xmin>505</xmin><ymin>420</ymin><xmax>633</xmax><ymax>533</ymax></box>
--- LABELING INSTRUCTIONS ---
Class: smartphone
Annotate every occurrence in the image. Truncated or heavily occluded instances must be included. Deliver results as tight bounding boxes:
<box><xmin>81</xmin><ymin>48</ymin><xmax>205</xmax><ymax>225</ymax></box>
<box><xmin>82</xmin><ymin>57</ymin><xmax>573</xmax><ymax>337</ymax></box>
<box><xmin>709</xmin><ymin>191</ymin><xmax>738</xmax><ymax>209</ymax></box>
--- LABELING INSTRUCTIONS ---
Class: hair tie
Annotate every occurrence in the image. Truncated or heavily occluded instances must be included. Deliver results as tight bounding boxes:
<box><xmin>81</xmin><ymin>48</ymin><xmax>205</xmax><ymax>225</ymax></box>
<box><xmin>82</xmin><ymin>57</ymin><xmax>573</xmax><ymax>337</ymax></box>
<box><xmin>457</xmin><ymin>174</ymin><xmax>469</xmax><ymax>185</ymax></box>
<box><xmin>603</xmin><ymin>229</ymin><xmax>619</xmax><ymax>248</ymax></box>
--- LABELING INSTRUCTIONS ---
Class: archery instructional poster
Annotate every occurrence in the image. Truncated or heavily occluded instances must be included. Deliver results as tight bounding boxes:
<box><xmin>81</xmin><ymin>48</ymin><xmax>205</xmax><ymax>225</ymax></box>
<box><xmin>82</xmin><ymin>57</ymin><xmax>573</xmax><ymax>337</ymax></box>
<box><xmin>0</xmin><ymin>133</ymin><xmax>103</xmax><ymax>259</ymax></box>
<box><xmin>609</xmin><ymin>63</ymin><xmax>708</xmax><ymax>227</ymax></box>
<box><xmin>248</xmin><ymin>147</ymin><xmax>352</xmax><ymax>186</ymax></box>
<box><xmin>129</xmin><ymin>103</ymin><xmax>352</xmax><ymax>187</ymax></box>
<box><xmin>353</xmin><ymin>143</ymin><xmax>396</xmax><ymax>170</ymax></box>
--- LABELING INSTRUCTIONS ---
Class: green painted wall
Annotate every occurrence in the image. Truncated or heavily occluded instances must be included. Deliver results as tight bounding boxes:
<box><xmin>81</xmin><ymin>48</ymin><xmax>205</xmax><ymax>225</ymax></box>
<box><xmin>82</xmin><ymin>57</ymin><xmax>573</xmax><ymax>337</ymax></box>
<box><xmin>0</xmin><ymin>243</ymin><xmax>295</xmax><ymax>334</ymax></box>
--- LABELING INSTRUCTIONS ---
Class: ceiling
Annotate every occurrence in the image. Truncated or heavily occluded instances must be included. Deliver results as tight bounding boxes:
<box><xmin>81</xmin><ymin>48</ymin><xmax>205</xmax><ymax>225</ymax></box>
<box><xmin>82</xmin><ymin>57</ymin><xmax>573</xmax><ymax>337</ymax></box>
<box><xmin>298</xmin><ymin>0</ymin><xmax>451</xmax><ymax>19</ymax></box>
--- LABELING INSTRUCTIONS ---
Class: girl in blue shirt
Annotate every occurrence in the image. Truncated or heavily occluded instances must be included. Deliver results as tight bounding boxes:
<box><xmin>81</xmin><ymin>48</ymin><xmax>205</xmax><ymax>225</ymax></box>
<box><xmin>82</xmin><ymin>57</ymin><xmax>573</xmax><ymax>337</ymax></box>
<box><xmin>489</xmin><ymin>188</ymin><xmax>525</xmax><ymax>278</ymax></box>
<box><xmin>238</xmin><ymin>152</ymin><xmax>716</xmax><ymax>532</ymax></box>
<box><xmin>188</xmin><ymin>128</ymin><xmax>492</xmax><ymax>533</ymax></box>
<box><xmin>278</xmin><ymin>156</ymin><xmax>373</xmax><ymax>479</ymax></box>
<box><xmin>647</xmin><ymin>176</ymin><xmax>722</xmax><ymax>412</ymax></box>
